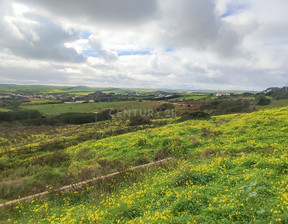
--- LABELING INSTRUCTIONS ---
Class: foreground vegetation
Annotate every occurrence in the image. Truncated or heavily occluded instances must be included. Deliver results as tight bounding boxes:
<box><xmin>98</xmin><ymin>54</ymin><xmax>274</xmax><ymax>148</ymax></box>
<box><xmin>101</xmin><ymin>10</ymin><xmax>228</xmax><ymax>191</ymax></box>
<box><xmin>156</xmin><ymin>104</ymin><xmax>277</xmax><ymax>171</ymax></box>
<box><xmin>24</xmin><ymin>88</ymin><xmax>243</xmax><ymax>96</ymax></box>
<box><xmin>0</xmin><ymin>118</ymin><xmax>172</xmax><ymax>203</ymax></box>
<box><xmin>1</xmin><ymin>105</ymin><xmax>288</xmax><ymax>223</ymax></box>
<box><xmin>0</xmin><ymin>108</ymin><xmax>10</xmax><ymax>112</ymax></box>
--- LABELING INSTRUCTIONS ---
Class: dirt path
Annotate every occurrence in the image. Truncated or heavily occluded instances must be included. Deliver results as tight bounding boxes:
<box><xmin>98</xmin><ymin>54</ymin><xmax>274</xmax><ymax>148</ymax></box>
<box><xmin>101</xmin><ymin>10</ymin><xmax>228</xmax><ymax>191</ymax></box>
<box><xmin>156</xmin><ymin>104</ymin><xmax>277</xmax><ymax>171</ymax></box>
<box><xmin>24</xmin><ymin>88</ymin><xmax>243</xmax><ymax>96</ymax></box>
<box><xmin>0</xmin><ymin>157</ymin><xmax>174</xmax><ymax>209</ymax></box>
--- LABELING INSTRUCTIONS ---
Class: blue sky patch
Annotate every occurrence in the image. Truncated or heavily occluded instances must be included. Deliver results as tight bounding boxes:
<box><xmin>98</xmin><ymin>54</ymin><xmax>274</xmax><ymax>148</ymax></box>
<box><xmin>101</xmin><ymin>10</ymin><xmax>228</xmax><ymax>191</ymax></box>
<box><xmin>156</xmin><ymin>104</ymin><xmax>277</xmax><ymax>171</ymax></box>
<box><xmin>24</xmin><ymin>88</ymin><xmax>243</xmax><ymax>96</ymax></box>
<box><xmin>165</xmin><ymin>48</ymin><xmax>174</xmax><ymax>52</ymax></box>
<box><xmin>117</xmin><ymin>50</ymin><xmax>151</xmax><ymax>56</ymax></box>
<box><xmin>82</xmin><ymin>49</ymin><xmax>98</xmax><ymax>57</ymax></box>
<box><xmin>221</xmin><ymin>3</ymin><xmax>248</xmax><ymax>18</ymax></box>
<box><xmin>81</xmin><ymin>32</ymin><xmax>91</xmax><ymax>39</ymax></box>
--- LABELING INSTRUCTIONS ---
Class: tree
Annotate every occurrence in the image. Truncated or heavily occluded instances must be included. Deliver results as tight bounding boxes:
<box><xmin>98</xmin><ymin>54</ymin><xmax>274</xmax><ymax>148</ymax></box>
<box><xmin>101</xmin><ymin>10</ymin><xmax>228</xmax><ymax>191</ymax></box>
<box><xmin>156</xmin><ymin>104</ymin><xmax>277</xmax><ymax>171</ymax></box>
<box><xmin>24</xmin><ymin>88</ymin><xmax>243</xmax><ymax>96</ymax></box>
<box><xmin>255</xmin><ymin>95</ymin><xmax>271</xmax><ymax>106</ymax></box>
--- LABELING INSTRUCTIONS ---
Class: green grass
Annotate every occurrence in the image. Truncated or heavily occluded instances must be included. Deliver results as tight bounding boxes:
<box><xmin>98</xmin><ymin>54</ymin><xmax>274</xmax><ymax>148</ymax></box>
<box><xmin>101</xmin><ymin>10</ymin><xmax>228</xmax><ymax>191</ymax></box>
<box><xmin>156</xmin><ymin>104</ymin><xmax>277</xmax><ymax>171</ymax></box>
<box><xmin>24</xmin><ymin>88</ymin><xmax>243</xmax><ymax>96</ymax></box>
<box><xmin>22</xmin><ymin>100</ymin><xmax>62</xmax><ymax>105</ymax></box>
<box><xmin>0</xmin><ymin>118</ymin><xmax>172</xmax><ymax>202</ymax></box>
<box><xmin>21</xmin><ymin>101</ymin><xmax>161</xmax><ymax>115</ymax></box>
<box><xmin>3</xmin><ymin>153</ymin><xmax>288</xmax><ymax>223</ymax></box>
<box><xmin>256</xmin><ymin>99</ymin><xmax>288</xmax><ymax>110</ymax></box>
<box><xmin>0</xmin><ymin>108</ymin><xmax>10</xmax><ymax>112</ymax></box>
<box><xmin>172</xmin><ymin>95</ymin><xmax>208</xmax><ymax>101</ymax></box>
<box><xmin>240</xmin><ymin>97</ymin><xmax>255</xmax><ymax>100</ymax></box>
<box><xmin>64</xmin><ymin>106</ymin><xmax>288</xmax><ymax>172</ymax></box>
<box><xmin>1</xmin><ymin>106</ymin><xmax>288</xmax><ymax>223</ymax></box>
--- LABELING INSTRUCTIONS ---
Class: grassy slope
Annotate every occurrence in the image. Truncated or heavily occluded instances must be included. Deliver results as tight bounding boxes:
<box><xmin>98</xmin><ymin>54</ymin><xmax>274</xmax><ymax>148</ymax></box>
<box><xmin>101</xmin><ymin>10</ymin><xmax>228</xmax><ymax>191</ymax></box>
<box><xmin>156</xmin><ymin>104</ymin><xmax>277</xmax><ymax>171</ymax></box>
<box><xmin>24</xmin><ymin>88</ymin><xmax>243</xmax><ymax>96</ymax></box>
<box><xmin>21</xmin><ymin>101</ymin><xmax>161</xmax><ymax>115</ymax></box>
<box><xmin>0</xmin><ymin>119</ymin><xmax>172</xmax><ymax>202</ymax></box>
<box><xmin>256</xmin><ymin>99</ymin><xmax>288</xmax><ymax>110</ymax></box>
<box><xmin>65</xmin><ymin>107</ymin><xmax>287</xmax><ymax>173</ymax></box>
<box><xmin>1</xmin><ymin>107</ymin><xmax>288</xmax><ymax>223</ymax></box>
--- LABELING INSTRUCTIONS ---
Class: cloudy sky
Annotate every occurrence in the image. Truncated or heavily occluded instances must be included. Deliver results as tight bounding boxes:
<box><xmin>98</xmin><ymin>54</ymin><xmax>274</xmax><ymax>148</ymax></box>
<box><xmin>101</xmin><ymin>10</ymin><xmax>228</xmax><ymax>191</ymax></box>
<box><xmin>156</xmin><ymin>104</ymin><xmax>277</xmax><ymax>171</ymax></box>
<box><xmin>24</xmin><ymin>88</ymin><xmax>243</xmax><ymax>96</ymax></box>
<box><xmin>0</xmin><ymin>0</ymin><xmax>287</xmax><ymax>90</ymax></box>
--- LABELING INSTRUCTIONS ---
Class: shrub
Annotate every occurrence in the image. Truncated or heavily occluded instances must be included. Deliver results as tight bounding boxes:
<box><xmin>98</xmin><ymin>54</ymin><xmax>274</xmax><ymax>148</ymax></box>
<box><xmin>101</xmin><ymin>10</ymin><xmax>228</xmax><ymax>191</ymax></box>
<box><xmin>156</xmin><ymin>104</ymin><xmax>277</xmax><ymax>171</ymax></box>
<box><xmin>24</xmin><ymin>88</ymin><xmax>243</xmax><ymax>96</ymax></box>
<box><xmin>32</xmin><ymin>151</ymin><xmax>70</xmax><ymax>166</ymax></box>
<box><xmin>212</xmin><ymin>100</ymin><xmax>252</xmax><ymax>115</ymax></box>
<box><xmin>155</xmin><ymin>103</ymin><xmax>175</xmax><ymax>112</ymax></box>
<box><xmin>0</xmin><ymin>160</ymin><xmax>5</xmax><ymax>171</ymax></box>
<box><xmin>200</xmin><ymin>101</ymin><xmax>220</xmax><ymax>111</ymax></box>
<box><xmin>75</xmin><ymin>147</ymin><xmax>96</xmax><ymax>161</ymax></box>
<box><xmin>201</xmin><ymin>128</ymin><xmax>222</xmax><ymax>138</ymax></box>
<box><xmin>112</xmin><ymin>204</ymin><xmax>143</xmax><ymax>221</ymax></box>
<box><xmin>128</xmin><ymin>115</ymin><xmax>151</xmax><ymax>126</ymax></box>
<box><xmin>255</xmin><ymin>95</ymin><xmax>271</xmax><ymax>106</ymax></box>
<box><xmin>96</xmin><ymin>109</ymin><xmax>113</xmax><ymax>121</ymax></box>
<box><xmin>0</xmin><ymin>110</ymin><xmax>43</xmax><ymax>122</ymax></box>
<box><xmin>154</xmin><ymin>148</ymin><xmax>171</xmax><ymax>160</ymax></box>
<box><xmin>28</xmin><ymin>167</ymin><xmax>65</xmax><ymax>186</ymax></box>
<box><xmin>200</xmin><ymin>148</ymin><xmax>215</xmax><ymax>158</ymax></box>
<box><xmin>178</xmin><ymin>111</ymin><xmax>210</xmax><ymax>122</ymax></box>
<box><xmin>55</xmin><ymin>113</ymin><xmax>97</xmax><ymax>124</ymax></box>
<box><xmin>0</xmin><ymin>179</ymin><xmax>24</xmax><ymax>199</ymax></box>
<box><xmin>270</xmin><ymin>89</ymin><xmax>288</xmax><ymax>100</ymax></box>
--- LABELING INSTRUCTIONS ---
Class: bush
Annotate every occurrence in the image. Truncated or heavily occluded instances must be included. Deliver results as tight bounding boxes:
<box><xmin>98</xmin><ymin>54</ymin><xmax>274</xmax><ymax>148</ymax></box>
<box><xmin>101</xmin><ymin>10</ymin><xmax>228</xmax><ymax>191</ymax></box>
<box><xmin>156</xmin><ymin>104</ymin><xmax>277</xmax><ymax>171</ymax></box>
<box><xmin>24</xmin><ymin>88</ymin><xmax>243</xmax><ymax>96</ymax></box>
<box><xmin>270</xmin><ymin>89</ymin><xmax>288</xmax><ymax>100</ymax></box>
<box><xmin>96</xmin><ymin>109</ymin><xmax>113</xmax><ymax>121</ymax></box>
<box><xmin>200</xmin><ymin>101</ymin><xmax>220</xmax><ymax>111</ymax></box>
<box><xmin>0</xmin><ymin>110</ymin><xmax>43</xmax><ymax>122</ymax></box>
<box><xmin>242</xmin><ymin>92</ymin><xmax>253</xmax><ymax>97</ymax></box>
<box><xmin>32</xmin><ymin>151</ymin><xmax>70</xmax><ymax>166</ymax></box>
<box><xmin>55</xmin><ymin>113</ymin><xmax>97</xmax><ymax>124</ymax></box>
<box><xmin>200</xmin><ymin>148</ymin><xmax>215</xmax><ymax>158</ymax></box>
<box><xmin>203</xmin><ymin>100</ymin><xmax>253</xmax><ymax>115</ymax></box>
<box><xmin>52</xmin><ymin>110</ymin><xmax>112</xmax><ymax>125</ymax></box>
<box><xmin>25</xmin><ymin>167</ymin><xmax>65</xmax><ymax>187</ymax></box>
<box><xmin>128</xmin><ymin>115</ymin><xmax>151</xmax><ymax>126</ymax></box>
<box><xmin>178</xmin><ymin>111</ymin><xmax>210</xmax><ymax>122</ymax></box>
<box><xmin>155</xmin><ymin>103</ymin><xmax>175</xmax><ymax>112</ymax></box>
<box><xmin>154</xmin><ymin>148</ymin><xmax>171</xmax><ymax>160</ymax></box>
<box><xmin>255</xmin><ymin>95</ymin><xmax>271</xmax><ymax>106</ymax></box>
<box><xmin>257</xmin><ymin>98</ymin><xmax>271</xmax><ymax>106</ymax></box>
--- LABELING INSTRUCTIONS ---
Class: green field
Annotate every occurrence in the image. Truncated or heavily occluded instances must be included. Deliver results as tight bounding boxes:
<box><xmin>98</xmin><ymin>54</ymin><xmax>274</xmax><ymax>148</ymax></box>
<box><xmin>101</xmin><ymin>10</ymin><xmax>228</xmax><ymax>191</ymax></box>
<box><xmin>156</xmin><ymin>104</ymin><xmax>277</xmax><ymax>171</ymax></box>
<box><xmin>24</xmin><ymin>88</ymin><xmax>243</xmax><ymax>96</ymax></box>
<box><xmin>21</xmin><ymin>101</ymin><xmax>161</xmax><ymax>115</ymax></box>
<box><xmin>0</xmin><ymin>107</ymin><xmax>10</xmax><ymax>112</ymax></box>
<box><xmin>22</xmin><ymin>100</ymin><xmax>62</xmax><ymax>105</ymax></box>
<box><xmin>0</xmin><ymin>84</ymin><xmax>184</xmax><ymax>95</ymax></box>
<box><xmin>256</xmin><ymin>99</ymin><xmax>288</xmax><ymax>110</ymax></box>
<box><xmin>1</xmin><ymin>106</ymin><xmax>288</xmax><ymax>223</ymax></box>
<box><xmin>172</xmin><ymin>95</ymin><xmax>208</xmax><ymax>101</ymax></box>
<box><xmin>0</xmin><ymin>84</ymin><xmax>97</xmax><ymax>95</ymax></box>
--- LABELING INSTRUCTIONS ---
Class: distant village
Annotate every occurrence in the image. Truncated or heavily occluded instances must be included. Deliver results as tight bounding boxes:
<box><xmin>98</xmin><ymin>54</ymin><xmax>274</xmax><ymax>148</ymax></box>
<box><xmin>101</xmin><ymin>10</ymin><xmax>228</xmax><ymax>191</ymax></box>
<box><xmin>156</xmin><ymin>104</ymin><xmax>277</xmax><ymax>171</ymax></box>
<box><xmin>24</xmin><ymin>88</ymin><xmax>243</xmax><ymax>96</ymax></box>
<box><xmin>0</xmin><ymin>90</ymin><xmax>181</xmax><ymax>105</ymax></box>
<box><xmin>0</xmin><ymin>91</ymin><xmax>237</xmax><ymax>103</ymax></box>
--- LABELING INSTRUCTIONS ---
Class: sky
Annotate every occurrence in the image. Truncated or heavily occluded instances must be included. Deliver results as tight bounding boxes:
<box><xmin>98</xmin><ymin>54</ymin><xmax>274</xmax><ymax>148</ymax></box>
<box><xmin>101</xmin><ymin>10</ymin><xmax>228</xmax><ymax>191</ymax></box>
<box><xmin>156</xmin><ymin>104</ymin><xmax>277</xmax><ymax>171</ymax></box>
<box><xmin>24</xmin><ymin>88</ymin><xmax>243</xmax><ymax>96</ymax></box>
<box><xmin>0</xmin><ymin>0</ymin><xmax>287</xmax><ymax>90</ymax></box>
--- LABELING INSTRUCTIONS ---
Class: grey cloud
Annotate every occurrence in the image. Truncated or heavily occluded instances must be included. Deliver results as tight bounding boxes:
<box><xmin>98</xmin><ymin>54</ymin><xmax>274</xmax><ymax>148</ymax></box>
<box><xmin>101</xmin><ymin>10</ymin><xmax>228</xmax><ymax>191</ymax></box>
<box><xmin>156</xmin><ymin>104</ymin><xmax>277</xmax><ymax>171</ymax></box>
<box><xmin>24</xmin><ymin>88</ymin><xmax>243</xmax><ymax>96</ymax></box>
<box><xmin>0</xmin><ymin>1</ymin><xmax>85</xmax><ymax>63</ymax></box>
<box><xmin>158</xmin><ymin>0</ymin><xmax>242</xmax><ymax>57</ymax></box>
<box><xmin>0</xmin><ymin>0</ymin><xmax>287</xmax><ymax>90</ymax></box>
<box><xmin>89</xmin><ymin>36</ymin><xmax>118</xmax><ymax>62</ymax></box>
<box><xmin>0</xmin><ymin>65</ymin><xmax>70</xmax><ymax>85</ymax></box>
<box><xmin>9</xmin><ymin>0</ymin><xmax>242</xmax><ymax>59</ymax></box>
<box><xmin>0</xmin><ymin>55</ymin><xmax>284</xmax><ymax>90</ymax></box>
<box><xmin>208</xmin><ymin>65</ymin><xmax>288</xmax><ymax>90</ymax></box>
<box><xmin>16</xmin><ymin>0</ymin><xmax>158</xmax><ymax>27</ymax></box>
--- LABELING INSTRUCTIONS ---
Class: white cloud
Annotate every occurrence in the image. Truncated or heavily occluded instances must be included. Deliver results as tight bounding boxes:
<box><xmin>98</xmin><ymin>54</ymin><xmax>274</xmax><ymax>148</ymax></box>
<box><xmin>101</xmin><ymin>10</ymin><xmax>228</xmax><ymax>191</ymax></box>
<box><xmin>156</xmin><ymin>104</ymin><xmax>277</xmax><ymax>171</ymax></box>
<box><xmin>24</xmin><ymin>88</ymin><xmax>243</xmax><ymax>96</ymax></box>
<box><xmin>0</xmin><ymin>1</ymin><xmax>85</xmax><ymax>63</ymax></box>
<box><xmin>0</xmin><ymin>0</ymin><xmax>287</xmax><ymax>90</ymax></box>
